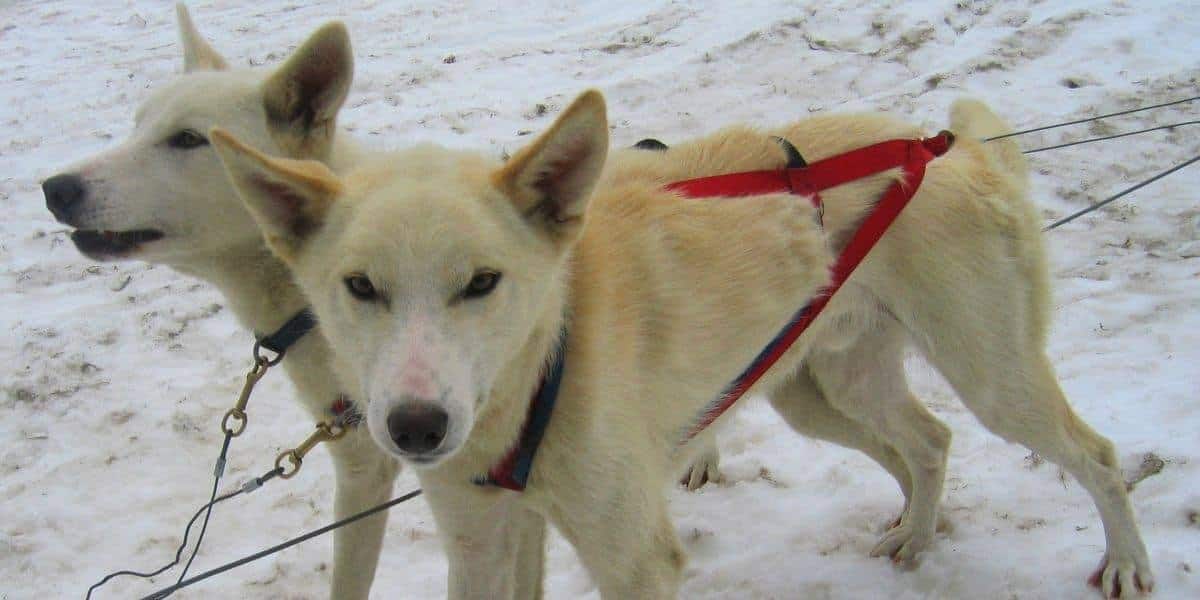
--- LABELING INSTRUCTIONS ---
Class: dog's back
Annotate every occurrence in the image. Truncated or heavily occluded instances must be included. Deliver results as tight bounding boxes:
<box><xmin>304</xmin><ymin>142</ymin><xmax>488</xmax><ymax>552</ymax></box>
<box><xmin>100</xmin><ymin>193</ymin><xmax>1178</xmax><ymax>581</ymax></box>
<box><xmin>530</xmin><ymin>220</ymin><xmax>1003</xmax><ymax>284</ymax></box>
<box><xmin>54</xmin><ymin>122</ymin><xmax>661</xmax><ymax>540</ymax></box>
<box><xmin>591</xmin><ymin>104</ymin><xmax>1043</xmax><ymax>356</ymax></box>
<box><xmin>604</xmin><ymin>112</ymin><xmax>919</xmax><ymax>186</ymax></box>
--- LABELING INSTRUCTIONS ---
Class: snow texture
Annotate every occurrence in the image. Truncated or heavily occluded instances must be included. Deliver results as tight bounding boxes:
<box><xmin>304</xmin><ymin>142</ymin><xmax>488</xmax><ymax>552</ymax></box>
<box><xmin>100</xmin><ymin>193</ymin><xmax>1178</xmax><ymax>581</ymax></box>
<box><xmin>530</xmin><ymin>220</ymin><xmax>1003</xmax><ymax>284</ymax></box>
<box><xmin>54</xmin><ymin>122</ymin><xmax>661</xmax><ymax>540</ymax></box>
<box><xmin>1</xmin><ymin>1</ymin><xmax>1198</xmax><ymax>598</ymax></box>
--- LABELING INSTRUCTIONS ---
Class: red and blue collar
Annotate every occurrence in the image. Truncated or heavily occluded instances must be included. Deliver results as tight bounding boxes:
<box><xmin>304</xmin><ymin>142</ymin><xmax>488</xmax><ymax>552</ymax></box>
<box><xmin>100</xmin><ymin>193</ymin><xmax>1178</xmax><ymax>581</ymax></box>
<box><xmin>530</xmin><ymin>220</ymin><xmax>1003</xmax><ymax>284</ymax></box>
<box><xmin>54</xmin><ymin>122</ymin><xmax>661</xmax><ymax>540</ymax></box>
<box><xmin>475</xmin><ymin>330</ymin><xmax>568</xmax><ymax>491</ymax></box>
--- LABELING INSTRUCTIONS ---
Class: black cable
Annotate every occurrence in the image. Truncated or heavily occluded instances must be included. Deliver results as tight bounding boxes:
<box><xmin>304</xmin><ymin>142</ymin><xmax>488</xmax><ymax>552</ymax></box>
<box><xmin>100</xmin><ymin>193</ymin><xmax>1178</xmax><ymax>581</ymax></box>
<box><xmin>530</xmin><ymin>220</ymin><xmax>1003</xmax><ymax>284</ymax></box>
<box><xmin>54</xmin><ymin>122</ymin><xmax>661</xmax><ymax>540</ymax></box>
<box><xmin>985</xmin><ymin>95</ymin><xmax>1199</xmax><ymax>142</ymax></box>
<box><xmin>85</xmin><ymin>482</ymin><xmax>243</xmax><ymax>598</ymax></box>
<box><xmin>174</xmin><ymin>433</ymin><xmax>236</xmax><ymax>587</ymax></box>
<box><xmin>1044</xmin><ymin>153</ymin><xmax>1200</xmax><ymax>231</ymax></box>
<box><xmin>1022</xmin><ymin>120</ymin><xmax>1200</xmax><ymax>154</ymax></box>
<box><xmin>85</xmin><ymin>432</ymin><xmax>243</xmax><ymax>600</ymax></box>
<box><xmin>172</xmin><ymin>470</ymin><xmax>222</xmax><ymax>587</ymax></box>
<box><xmin>140</xmin><ymin>488</ymin><xmax>424</xmax><ymax>600</ymax></box>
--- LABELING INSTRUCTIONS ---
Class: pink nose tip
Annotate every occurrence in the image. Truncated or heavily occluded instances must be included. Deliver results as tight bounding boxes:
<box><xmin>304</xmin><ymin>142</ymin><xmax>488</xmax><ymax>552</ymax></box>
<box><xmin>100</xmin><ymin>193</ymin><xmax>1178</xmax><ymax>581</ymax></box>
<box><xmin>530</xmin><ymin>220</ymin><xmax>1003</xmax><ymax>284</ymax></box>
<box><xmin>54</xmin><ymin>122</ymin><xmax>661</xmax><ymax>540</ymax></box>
<box><xmin>400</xmin><ymin>373</ymin><xmax>435</xmax><ymax>399</ymax></box>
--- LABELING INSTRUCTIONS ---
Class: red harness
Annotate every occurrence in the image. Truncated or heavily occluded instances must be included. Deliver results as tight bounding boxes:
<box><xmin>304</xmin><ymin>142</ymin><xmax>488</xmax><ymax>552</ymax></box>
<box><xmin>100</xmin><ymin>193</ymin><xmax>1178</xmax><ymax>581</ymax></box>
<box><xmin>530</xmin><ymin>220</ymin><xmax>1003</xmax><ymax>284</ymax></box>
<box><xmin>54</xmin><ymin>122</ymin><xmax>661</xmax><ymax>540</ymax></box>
<box><xmin>673</xmin><ymin>132</ymin><xmax>954</xmax><ymax>440</ymax></box>
<box><xmin>482</xmin><ymin>132</ymin><xmax>954</xmax><ymax>490</ymax></box>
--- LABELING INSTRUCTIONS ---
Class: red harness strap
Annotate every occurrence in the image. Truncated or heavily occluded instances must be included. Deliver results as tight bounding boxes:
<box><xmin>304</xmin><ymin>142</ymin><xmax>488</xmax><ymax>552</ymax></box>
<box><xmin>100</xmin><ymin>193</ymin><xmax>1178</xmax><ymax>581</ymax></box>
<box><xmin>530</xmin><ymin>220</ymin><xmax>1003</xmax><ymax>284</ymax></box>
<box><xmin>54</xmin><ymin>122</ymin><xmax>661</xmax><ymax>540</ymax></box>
<box><xmin>665</xmin><ymin>132</ymin><xmax>952</xmax><ymax>201</ymax></box>
<box><xmin>672</xmin><ymin>132</ymin><xmax>953</xmax><ymax>441</ymax></box>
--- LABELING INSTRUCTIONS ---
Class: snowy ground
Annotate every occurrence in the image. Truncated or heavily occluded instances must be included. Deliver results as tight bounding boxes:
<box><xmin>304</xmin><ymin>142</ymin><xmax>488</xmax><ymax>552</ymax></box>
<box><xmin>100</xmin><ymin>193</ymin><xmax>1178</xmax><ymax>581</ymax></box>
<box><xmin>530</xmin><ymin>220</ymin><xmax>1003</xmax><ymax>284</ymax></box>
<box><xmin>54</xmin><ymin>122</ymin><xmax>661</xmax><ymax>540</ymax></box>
<box><xmin>2</xmin><ymin>0</ymin><xmax>1198</xmax><ymax>598</ymax></box>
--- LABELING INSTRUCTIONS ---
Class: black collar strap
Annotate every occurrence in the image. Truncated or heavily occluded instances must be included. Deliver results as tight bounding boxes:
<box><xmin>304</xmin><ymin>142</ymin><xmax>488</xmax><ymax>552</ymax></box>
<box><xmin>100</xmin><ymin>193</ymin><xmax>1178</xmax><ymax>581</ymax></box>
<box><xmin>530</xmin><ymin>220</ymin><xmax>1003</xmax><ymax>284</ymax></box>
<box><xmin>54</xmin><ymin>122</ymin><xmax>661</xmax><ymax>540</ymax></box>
<box><xmin>254</xmin><ymin>308</ymin><xmax>318</xmax><ymax>365</ymax></box>
<box><xmin>633</xmin><ymin>138</ymin><xmax>669</xmax><ymax>151</ymax></box>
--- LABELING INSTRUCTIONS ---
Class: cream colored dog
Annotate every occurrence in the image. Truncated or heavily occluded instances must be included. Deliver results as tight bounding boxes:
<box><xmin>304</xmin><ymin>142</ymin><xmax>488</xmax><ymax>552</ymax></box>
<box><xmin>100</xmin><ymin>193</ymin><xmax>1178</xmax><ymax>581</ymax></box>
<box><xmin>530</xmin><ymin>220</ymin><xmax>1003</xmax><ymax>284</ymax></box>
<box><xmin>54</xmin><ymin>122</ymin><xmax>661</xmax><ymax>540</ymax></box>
<box><xmin>211</xmin><ymin>90</ymin><xmax>1152</xmax><ymax>598</ymax></box>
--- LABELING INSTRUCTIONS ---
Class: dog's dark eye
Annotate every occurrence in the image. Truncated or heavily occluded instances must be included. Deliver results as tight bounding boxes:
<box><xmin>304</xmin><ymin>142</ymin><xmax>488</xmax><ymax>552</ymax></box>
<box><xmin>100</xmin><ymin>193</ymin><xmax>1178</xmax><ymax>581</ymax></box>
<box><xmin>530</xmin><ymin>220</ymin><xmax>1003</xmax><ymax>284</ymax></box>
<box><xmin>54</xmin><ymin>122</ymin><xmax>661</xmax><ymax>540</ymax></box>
<box><xmin>167</xmin><ymin>129</ymin><xmax>208</xmax><ymax>149</ymax></box>
<box><xmin>463</xmin><ymin>270</ymin><xmax>501</xmax><ymax>299</ymax></box>
<box><xmin>344</xmin><ymin>274</ymin><xmax>379</xmax><ymax>301</ymax></box>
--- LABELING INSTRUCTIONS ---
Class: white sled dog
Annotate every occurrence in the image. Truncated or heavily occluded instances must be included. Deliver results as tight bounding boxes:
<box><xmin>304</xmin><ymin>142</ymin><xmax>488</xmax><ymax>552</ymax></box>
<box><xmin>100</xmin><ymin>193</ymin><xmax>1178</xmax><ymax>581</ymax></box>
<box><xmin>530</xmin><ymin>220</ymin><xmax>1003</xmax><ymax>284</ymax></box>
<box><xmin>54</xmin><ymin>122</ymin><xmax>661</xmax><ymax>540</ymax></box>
<box><xmin>41</xmin><ymin>6</ymin><xmax>549</xmax><ymax>598</ymax></box>
<box><xmin>212</xmin><ymin>89</ymin><xmax>1152</xmax><ymax>599</ymax></box>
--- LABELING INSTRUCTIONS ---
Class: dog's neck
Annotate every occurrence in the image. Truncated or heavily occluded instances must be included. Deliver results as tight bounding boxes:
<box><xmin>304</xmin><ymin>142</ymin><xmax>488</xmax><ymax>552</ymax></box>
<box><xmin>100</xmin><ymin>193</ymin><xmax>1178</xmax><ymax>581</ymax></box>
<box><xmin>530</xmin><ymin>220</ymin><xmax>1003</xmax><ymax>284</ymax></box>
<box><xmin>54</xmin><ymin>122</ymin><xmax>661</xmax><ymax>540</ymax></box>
<box><xmin>166</xmin><ymin>136</ymin><xmax>368</xmax><ymax>419</ymax></box>
<box><xmin>174</xmin><ymin>241</ymin><xmax>308</xmax><ymax>335</ymax></box>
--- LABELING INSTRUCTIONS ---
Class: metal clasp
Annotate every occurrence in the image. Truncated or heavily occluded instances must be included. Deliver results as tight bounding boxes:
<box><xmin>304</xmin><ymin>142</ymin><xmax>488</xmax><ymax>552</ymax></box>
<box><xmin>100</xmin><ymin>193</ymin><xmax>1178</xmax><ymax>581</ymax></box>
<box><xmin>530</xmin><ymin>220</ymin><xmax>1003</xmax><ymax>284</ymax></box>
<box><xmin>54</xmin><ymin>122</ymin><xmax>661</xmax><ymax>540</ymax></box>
<box><xmin>275</xmin><ymin>421</ymin><xmax>347</xmax><ymax>479</ymax></box>
<box><xmin>220</xmin><ymin>357</ymin><xmax>270</xmax><ymax>437</ymax></box>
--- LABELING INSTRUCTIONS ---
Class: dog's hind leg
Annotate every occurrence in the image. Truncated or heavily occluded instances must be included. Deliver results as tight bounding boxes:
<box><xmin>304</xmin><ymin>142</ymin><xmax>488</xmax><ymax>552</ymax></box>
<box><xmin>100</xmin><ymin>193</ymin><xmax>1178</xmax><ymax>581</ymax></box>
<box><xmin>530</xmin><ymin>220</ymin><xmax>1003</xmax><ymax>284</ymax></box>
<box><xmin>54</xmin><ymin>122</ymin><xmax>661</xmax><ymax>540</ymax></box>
<box><xmin>807</xmin><ymin>321</ymin><xmax>952</xmax><ymax>565</ymax></box>
<box><xmin>328</xmin><ymin>439</ymin><xmax>403</xmax><ymax>599</ymax></box>
<box><xmin>907</xmin><ymin>304</ymin><xmax>1153</xmax><ymax>597</ymax></box>
<box><xmin>769</xmin><ymin>369</ymin><xmax>911</xmax><ymax>514</ymax></box>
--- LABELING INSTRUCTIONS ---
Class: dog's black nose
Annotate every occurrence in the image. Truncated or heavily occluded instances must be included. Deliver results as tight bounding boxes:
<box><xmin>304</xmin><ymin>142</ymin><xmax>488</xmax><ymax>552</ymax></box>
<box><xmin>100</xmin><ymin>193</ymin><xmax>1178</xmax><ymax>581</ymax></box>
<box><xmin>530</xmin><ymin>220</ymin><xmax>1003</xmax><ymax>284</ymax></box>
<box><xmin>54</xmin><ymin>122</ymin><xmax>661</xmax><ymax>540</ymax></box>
<box><xmin>387</xmin><ymin>403</ymin><xmax>449</xmax><ymax>455</ymax></box>
<box><xmin>43</xmin><ymin>173</ymin><xmax>87</xmax><ymax>221</ymax></box>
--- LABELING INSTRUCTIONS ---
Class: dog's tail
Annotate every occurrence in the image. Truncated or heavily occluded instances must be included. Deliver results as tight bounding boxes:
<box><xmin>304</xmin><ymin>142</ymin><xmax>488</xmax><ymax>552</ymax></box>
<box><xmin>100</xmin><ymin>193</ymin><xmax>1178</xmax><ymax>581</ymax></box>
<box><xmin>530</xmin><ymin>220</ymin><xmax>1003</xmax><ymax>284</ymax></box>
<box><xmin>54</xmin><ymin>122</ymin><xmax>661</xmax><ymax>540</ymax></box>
<box><xmin>950</xmin><ymin>98</ymin><xmax>1050</xmax><ymax>344</ymax></box>
<box><xmin>949</xmin><ymin>99</ymin><xmax>1028</xmax><ymax>193</ymax></box>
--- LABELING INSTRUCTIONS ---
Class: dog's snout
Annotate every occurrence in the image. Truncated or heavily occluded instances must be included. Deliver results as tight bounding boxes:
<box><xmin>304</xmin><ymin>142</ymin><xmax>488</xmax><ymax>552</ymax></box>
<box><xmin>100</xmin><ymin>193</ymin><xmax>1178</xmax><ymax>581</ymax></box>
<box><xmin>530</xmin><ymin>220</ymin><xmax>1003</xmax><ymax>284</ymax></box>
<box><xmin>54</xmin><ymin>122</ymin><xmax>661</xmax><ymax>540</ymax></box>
<box><xmin>386</xmin><ymin>403</ymin><xmax>449</xmax><ymax>455</ymax></box>
<box><xmin>43</xmin><ymin>173</ymin><xmax>87</xmax><ymax>222</ymax></box>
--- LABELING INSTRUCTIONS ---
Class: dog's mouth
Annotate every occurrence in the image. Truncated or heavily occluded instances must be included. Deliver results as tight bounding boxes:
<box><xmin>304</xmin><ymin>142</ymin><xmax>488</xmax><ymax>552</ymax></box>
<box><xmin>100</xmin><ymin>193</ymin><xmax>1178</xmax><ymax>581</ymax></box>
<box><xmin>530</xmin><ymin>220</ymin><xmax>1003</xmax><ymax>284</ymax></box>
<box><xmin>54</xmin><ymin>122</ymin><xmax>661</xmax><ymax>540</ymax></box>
<box><xmin>70</xmin><ymin>229</ymin><xmax>165</xmax><ymax>258</ymax></box>
<box><xmin>399</xmin><ymin>449</ymin><xmax>451</xmax><ymax>467</ymax></box>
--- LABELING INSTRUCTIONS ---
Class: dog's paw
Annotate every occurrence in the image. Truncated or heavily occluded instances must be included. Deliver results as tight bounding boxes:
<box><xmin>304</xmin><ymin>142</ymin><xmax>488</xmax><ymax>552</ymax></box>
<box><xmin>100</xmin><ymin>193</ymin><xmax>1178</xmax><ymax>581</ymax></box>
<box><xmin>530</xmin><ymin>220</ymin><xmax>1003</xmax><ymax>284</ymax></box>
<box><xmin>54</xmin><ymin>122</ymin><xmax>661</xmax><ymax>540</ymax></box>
<box><xmin>882</xmin><ymin>510</ymin><xmax>954</xmax><ymax>535</ymax></box>
<box><xmin>679</xmin><ymin>450</ymin><xmax>721</xmax><ymax>491</ymax></box>
<box><xmin>1088</xmin><ymin>554</ymin><xmax>1154</xmax><ymax>598</ymax></box>
<box><xmin>869</xmin><ymin>522</ymin><xmax>932</xmax><ymax>567</ymax></box>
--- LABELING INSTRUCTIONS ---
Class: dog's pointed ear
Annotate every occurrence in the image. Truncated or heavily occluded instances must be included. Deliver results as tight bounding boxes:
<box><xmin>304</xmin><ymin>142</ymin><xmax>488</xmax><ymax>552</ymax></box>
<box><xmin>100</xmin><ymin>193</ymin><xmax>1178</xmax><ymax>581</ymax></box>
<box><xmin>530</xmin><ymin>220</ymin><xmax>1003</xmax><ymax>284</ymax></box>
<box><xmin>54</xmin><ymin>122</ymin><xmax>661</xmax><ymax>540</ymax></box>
<box><xmin>176</xmin><ymin>3</ymin><xmax>228</xmax><ymax>72</ymax></box>
<box><xmin>261</xmin><ymin>22</ymin><xmax>354</xmax><ymax>159</ymax></box>
<box><xmin>493</xmin><ymin>90</ymin><xmax>608</xmax><ymax>242</ymax></box>
<box><xmin>209</xmin><ymin>127</ymin><xmax>341</xmax><ymax>261</ymax></box>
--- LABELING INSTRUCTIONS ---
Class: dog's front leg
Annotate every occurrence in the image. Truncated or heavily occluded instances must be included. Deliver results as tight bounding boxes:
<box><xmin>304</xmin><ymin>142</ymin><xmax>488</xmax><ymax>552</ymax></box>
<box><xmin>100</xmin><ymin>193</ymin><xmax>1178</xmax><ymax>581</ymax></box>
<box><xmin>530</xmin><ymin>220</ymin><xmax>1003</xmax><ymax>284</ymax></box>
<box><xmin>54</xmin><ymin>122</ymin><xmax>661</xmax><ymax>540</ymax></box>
<box><xmin>422</xmin><ymin>480</ymin><xmax>545</xmax><ymax>600</ymax></box>
<box><xmin>512</xmin><ymin>506</ymin><xmax>547</xmax><ymax>599</ymax></box>
<box><xmin>327</xmin><ymin>434</ymin><xmax>402</xmax><ymax>600</ymax></box>
<box><xmin>549</xmin><ymin>477</ymin><xmax>684</xmax><ymax>599</ymax></box>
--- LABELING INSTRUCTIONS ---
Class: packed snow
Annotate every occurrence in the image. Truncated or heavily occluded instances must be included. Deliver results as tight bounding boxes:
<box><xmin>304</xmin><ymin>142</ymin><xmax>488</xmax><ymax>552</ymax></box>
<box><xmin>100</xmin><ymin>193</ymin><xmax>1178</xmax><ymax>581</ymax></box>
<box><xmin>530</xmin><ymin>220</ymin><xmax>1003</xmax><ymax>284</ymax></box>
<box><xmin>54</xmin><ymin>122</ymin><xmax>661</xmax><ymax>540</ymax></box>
<box><xmin>1</xmin><ymin>1</ymin><xmax>1198</xmax><ymax>598</ymax></box>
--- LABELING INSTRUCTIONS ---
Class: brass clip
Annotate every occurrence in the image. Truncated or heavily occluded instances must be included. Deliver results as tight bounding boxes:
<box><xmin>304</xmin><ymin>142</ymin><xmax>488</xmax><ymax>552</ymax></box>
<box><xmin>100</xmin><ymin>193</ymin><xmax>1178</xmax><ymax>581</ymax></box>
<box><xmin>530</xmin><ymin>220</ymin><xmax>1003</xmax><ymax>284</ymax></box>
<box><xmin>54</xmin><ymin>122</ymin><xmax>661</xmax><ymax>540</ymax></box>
<box><xmin>275</xmin><ymin>421</ymin><xmax>347</xmax><ymax>479</ymax></box>
<box><xmin>220</xmin><ymin>357</ymin><xmax>270</xmax><ymax>437</ymax></box>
